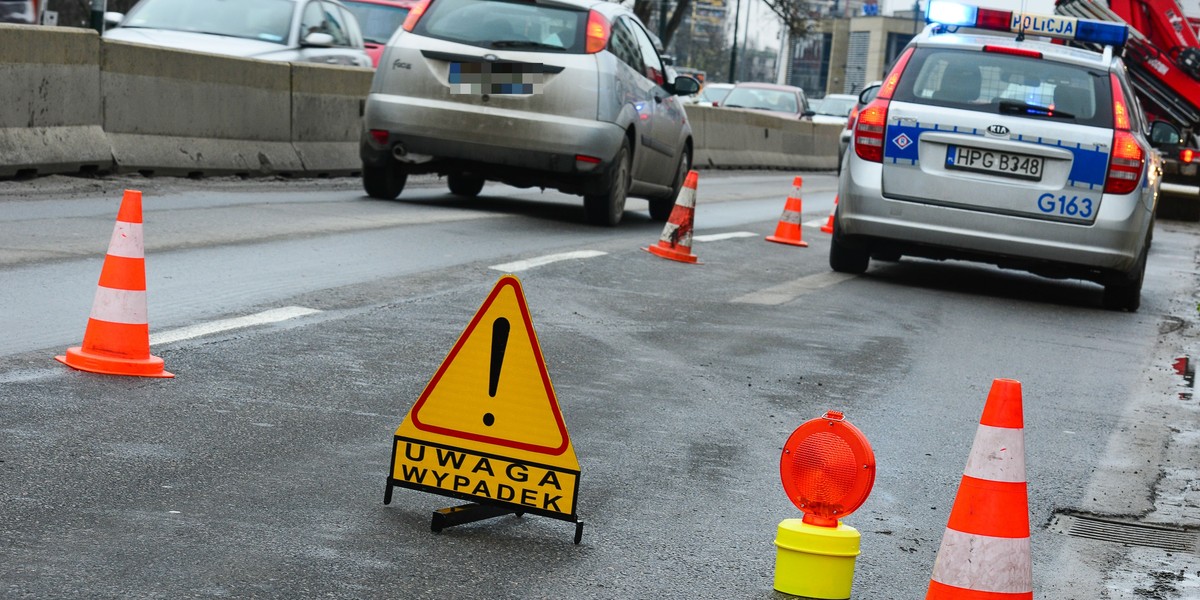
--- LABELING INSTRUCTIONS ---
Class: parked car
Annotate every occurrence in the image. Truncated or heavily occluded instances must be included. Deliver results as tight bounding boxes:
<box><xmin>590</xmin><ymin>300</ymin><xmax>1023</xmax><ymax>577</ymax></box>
<box><xmin>719</xmin><ymin>82</ymin><xmax>812</xmax><ymax>119</ymax></box>
<box><xmin>360</xmin><ymin>0</ymin><xmax>700</xmax><ymax>226</ymax></box>
<box><xmin>341</xmin><ymin>0</ymin><xmax>418</xmax><ymax>67</ymax></box>
<box><xmin>104</xmin><ymin>0</ymin><xmax>372</xmax><ymax>68</ymax></box>
<box><xmin>0</xmin><ymin>0</ymin><xmax>34</xmax><ymax>23</ymax></box>
<box><xmin>835</xmin><ymin>1</ymin><xmax>1168</xmax><ymax>311</ymax></box>
<box><xmin>811</xmin><ymin>93</ymin><xmax>858</xmax><ymax>126</ymax></box>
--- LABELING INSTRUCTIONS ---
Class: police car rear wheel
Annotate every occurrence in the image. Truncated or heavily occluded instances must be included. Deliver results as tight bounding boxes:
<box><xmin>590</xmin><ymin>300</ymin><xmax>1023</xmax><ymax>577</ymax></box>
<box><xmin>1102</xmin><ymin>241</ymin><xmax>1147</xmax><ymax>312</ymax></box>
<box><xmin>829</xmin><ymin>216</ymin><xmax>870</xmax><ymax>274</ymax></box>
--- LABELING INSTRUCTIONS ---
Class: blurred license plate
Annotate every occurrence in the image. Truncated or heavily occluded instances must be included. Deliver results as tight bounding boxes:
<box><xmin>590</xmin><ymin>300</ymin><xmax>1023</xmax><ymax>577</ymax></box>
<box><xmin>449</xmin><ymin>62</ymin><xmax>544</xmax><ymax>95</ymax></box>
<box><xmin>946</xmin><ymin>145</ymin><xmax>1043</xmax><ymax>181</ymax></box>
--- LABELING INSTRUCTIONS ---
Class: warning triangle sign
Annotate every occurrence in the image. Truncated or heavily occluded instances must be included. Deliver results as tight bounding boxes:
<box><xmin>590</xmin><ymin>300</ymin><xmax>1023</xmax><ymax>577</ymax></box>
<box><xmin>399</xmin><ymin>275</ymin><xmax>574</xmax><ymax>458</ymax></box>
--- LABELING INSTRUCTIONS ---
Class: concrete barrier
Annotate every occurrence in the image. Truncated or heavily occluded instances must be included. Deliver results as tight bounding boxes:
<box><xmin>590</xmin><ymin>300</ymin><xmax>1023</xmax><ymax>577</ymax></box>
<box><xmin>0</xmin><ymin>24</ymin><xmax>113</xmax><ymax>177</ymax></box>
<box><xmin>686</xmin><ymin>104</ymin><xmax>841</xmax><ymax>170</ymax></box>
<box><xmin>291</xmin><ymin>63</ymin><xmax>373</xmax><ymax>176</ymax></box>
<box><xmin>101</xmin><ymin>40</ymin><xmax>303</xmax><ymax>176</ymax></box>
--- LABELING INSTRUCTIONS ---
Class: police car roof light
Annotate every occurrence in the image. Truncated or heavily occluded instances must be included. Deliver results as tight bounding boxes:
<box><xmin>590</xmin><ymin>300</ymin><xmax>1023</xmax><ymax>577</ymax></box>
<box><xmin>926</xmin><ymin>1</ymin><xmax>1128</xmax><ymax>47</ymax></box>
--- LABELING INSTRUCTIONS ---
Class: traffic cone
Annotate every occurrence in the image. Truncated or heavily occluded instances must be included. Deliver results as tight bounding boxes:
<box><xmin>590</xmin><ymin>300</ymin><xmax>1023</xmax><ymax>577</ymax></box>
<box><xmin>645</xmin><ymin>170</ymin><xmax>699</xmax><ymax>264</ymax></box>
<box><xmin>926</xmin><ymin>379</ymin><xmax>1031</xmax><ymax>599</ymax></box>
<box><xmin>56</xmin><ymin>190</ymin><xmax>173</xmax><ymax>378</ymax></box>
<box><xmin>820</xmin><ymin>195</ymin><xmax>838</xmax><ymax>234</ymax></box>
<box><xmin>766</xmin><ymin>176</ymin><xmax>808</xmax><ymax>247</ymax></box>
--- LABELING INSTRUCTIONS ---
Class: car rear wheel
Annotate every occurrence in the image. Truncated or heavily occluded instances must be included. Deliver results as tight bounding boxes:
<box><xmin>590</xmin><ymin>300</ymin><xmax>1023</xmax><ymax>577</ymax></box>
<box><xmin>448</xmin><ymin>173</ymin><xmax>485</xmax><ymax>197</ymax></box>
<box><xmin>829</xmin><ymin>214</ymin><xmax>870</xmax><ymax>274</ymax></box>
<box><xmin>584</xmin><ymin>140</ymin><xmax>630</xmax><ymax>227</ymax></box>
<box><xmin>1102</xmin><ymin>240</ymin><xmax>1148</xmax><ymax>312</ymax></box>
<box><xmin>363</xmin><ymin>164</ymin><xmax>407</xmax><ymax>200</ymax></box>
<box><xmin>650</xmin><ymin>146</ymin><xmax>690</xmax><ymax>222</ymax></box>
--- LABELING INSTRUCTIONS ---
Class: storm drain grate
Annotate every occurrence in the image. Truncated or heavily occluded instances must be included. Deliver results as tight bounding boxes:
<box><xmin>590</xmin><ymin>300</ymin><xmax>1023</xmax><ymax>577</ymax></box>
<box><xmin>1052</xmin><ymin>513</ymin><xmax>1198</xmax><ymax>553</ymax></box>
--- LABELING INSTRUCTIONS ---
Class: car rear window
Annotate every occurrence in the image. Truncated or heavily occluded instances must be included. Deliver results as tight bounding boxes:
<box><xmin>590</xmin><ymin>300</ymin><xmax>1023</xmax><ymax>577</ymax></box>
<box><xmin>722</xmin><ymin>88</ymin><xmax>799</xmax><ymax>114</ymax></box>
<box><xmin>892</xmin><ymin>48</ymin><xmax>1113</xmax><ymax>129</ymax></box>
<box><xmin>414</xmin><ymin>0</ymin><xmax>587</xmax><ymax>53</ymax></box>
<box><xmin>343</xmin><ymin>1</ymin><xmax>410</xmax><ymax>45</ymax></box>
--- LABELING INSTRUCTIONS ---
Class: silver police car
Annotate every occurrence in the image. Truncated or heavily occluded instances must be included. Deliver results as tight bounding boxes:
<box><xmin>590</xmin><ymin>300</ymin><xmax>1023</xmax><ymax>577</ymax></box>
<box><xmin>360</xmin><ymin>0</ymin><xmax>700</xmax><ymax>226</ymax></box>
<box><xmin>834</xmin><ymin>1</ymin><xmax>1165</xmax><ymax>311</ymax></box>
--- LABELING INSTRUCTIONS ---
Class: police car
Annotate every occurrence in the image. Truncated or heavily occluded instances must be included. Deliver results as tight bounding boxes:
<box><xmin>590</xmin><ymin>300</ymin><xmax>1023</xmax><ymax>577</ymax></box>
<box><xmin>833</xmin><ymin>0</ymin><xmax>1168</xmax><ymax>311</ymax></box>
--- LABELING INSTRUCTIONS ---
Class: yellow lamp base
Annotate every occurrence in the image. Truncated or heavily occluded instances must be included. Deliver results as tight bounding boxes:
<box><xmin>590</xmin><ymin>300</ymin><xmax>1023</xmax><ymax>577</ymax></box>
<box><xmin>773</xmin><ymin>518</ymin><xmax>860</xmax><ymax>599</ymax></box>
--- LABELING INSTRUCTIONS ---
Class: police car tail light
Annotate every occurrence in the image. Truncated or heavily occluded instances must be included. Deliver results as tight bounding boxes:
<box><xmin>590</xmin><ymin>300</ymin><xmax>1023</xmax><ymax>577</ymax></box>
<box><xmin>402</xmin><ymin>0</ymin><xmax>432</xmax><ymax>32</ymax></box>
<box><xmin>854</xmin><ymin>100</ymin><xmax>888</xmax><ymax>162</ymax></box>
<box><xmin>1104</xmin><ymin>73</ymin><xmax>1143</xmax><ymax>195</ymax></box>
<box><xmin>585</xmin><ymin>11</ymin><xmax>611</xmax><ymax>54</ymax></box>
<box><xmin>926</xmin><ymin>1</ymin><xmax>1128</xmax><ymax>47</ymax></box>
<box><xmin>853</xmin><ymin>48</ymin><xmax>912</xmax><ymax>163</ymax></box>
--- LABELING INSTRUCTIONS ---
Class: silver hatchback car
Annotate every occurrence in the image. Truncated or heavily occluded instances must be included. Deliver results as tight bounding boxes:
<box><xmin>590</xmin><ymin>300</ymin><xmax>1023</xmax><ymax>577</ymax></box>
<box><xmin>104</xmin><ymin>0</ymin><xmax>372</xmax><ymax>68</ymax></box>
<box><xmin>360</xmin><ymin>0</ymin><xmax>700</xmax><ymax>225</ymax></box>
<box><xmin>835</xmin><ymin>1</ymin><xmax>1167</xmax><ymax>311</ymax></box>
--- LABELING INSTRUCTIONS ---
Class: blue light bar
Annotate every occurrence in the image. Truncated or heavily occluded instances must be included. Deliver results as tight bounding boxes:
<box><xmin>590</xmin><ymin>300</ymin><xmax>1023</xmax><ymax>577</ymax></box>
<box><xmin>1075</xmin><ymin>20</ymin><xmax>1129</xmax><ymax>46</ymax></box>
<box><xmin>927</xmin><ymin>0</ymin><xmax>976</xmax><ymax>27</ymax></box>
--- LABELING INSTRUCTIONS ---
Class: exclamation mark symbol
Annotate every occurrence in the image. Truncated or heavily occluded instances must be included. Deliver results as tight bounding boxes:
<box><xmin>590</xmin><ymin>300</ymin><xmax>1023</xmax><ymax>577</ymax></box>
<box><xmin>483</xmin><ymin>317</ymin><xmax>510</xmax><ymax>427</ymax></box>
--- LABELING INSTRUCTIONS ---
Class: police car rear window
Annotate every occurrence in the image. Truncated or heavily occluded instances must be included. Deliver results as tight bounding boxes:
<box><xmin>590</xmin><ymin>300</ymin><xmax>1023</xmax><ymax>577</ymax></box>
<box><xmin>891</xmin><ymin>48</ymin><xmax>1113</xmax><ymax>129</ymax></box>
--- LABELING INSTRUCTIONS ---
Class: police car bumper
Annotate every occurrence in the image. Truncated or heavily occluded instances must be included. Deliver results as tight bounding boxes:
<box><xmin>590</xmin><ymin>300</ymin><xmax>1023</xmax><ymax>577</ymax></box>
<box><xmin>839</xmin><ymin>164</ymin><xmax>1150</xmax><ymax>276</ymax></box>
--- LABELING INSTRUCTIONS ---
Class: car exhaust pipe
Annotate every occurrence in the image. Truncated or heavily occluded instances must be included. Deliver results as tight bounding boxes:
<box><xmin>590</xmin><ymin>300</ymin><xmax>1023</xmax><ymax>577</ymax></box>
<box><xmin>392</xmin><ymin>143</ymin><xmax>408</xmax><ymax>160</ymax></box>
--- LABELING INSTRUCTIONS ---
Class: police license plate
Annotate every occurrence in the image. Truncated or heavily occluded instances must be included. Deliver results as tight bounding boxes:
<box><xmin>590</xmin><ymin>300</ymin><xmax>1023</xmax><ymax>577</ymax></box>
<box><xmin>945</xmin><ymin>145</ymin><xmax>1043</xmax><ymax>181</ymax></box>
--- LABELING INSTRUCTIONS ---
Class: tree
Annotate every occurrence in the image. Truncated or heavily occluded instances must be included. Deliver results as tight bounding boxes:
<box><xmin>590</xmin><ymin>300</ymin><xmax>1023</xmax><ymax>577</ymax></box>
<box><xmin>760</xmin><ymin>0</ymin><xmax>819</xmax><ymax>37</ymax></box>
<box><xmin>633</xmin><ymin>0</ymin><xmax>694</xmax><ymax>49</ymax></box>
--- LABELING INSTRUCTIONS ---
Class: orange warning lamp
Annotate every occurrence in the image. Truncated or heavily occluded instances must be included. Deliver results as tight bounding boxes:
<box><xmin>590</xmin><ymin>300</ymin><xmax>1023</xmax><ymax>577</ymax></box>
<box><xmin>780</xmin><ymin>410</ymin><xmax>875</xmax><ymax>526</ymax></box>
<box><xmin>774</xmin><ymin>411</ymin><xmax>875</xmax><ymax>598</ymax></box>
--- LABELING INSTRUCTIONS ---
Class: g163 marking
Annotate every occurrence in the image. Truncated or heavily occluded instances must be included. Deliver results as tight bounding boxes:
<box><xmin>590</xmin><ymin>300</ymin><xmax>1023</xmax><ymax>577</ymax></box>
<box><xmin>1037</xmin><ymin>193</ymin><xmax>1094</xmax><ymax>218</ymax></box>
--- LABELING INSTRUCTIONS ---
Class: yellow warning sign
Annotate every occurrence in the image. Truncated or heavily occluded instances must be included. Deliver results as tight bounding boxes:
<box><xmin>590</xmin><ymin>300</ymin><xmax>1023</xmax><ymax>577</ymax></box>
<box><xmin>389</xmin><ymin>275</ymin><xmax>580</xmax><ymax>520</ymax></box>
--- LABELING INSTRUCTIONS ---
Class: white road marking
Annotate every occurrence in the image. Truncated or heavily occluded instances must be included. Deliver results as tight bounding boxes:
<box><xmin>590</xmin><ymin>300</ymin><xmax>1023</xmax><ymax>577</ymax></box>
<box><xmin>803</xmin><ymin>218</ymin><xmax>829</xmax><ymax>228</ymax></box>
<box><xmin>150</xmin><ymin>306</ymin><xmax>322</xmax><ymax>346</ymax></box>
<box><xmin>693</xmin><ymin>231</ymin><xmax>758</xmax><ymax>242</ymax></box>
<box><xmin>489</xmin><ymin>250</ymin><xmax>608</xmax><ymax>272</ymax></box>
<box><xmin>732</xmin><ymin>272</ymin><xmax>857</xmax><ymax>305</ymax></box>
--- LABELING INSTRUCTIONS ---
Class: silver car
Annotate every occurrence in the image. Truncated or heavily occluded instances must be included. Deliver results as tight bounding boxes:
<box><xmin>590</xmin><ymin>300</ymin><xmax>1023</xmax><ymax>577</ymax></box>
<box><xmin>104</xmin><ymin>0</ymin><xmax>372</xmax><ymax>68</ymax></box>
<box><xmin>360</xmin><ymin>0</ymin><xmax>700</xmax><ymax>225</ymax></box>
<box><xmin>835</xmin><ymin>2</ymin><xmax>1166</xmax><ymax>311</ymax></box>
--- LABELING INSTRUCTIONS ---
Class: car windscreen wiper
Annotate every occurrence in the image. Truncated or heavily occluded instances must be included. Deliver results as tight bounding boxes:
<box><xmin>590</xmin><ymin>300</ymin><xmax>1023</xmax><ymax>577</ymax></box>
<box><xmin>490</xmin><ymin>40</ymin><xmax>562</xmax><ymax>50</ymax></box>
<box><xmin>998</xmin><ymin>99</ymin><xmax>1075</xmax><ymax>119</ymax></box>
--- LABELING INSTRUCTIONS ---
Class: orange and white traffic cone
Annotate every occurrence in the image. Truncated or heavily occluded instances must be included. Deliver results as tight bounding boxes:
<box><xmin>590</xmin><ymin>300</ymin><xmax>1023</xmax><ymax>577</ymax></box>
<box><xmin>55</xmin><ymin>190</ymin><xmax>173</xmax><ymax>378</ymax></box>
<box><xmin>820</xmin><ymin>195</ymin><xmax>838</xmax><ymax>234</ymax></box>
<box><xmin>766</xmin><ymin>176</ymin><xmax>808</xmax><ymax>247</ymax></box>
<box><xmin>645</xmin><ymin>170</ymin><xmax>700</xmax><ymax>264</ymax></box>
<box><xmin>926</xmin><ymin>378</ymin><xmax>1031</xmax><ymax>599</ymax></box>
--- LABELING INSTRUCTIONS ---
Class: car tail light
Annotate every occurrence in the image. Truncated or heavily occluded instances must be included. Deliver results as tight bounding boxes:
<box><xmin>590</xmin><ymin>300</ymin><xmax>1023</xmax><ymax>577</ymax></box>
<box><xmin>853</xmin><ymin>48</ymin><xmax>912</xmax><ymax>163</ymax></box>
<box><xmin>1104</xmin><ymin>73</ymin><xmax>1144</xmax><ymax>195</ymax></box>
<box><xmin>586</xmin><ymin>11</ymin><xmax>610</xmax><ymax>54</ymax></box>
<box><xmin>845</xmin><ymin>104</ymin><xmax>860</xmax><ymax>131</ymax></box>
<box><xmin>1182</xmin><ymin>148</ymin><xmax>1195</xmax><ymax>163</ymax></box>
<box><xmin>982</xmin><ymin>45</ymin><xmax>1043</xmax><ymax>59</ymax></box>
<box><xmin>854</xmin><ymin>100</ymin><xmax>889</xmax><ymax>162</ymax></box>
<box><xmin>369</xmin><ymin>129</ymin><xmax>389</xmax><ymax>145</ymax></box>
<box><xmin>402</xmin><ymin>0</ymin><xmax>432</xmax><ymax>31</ymax></box>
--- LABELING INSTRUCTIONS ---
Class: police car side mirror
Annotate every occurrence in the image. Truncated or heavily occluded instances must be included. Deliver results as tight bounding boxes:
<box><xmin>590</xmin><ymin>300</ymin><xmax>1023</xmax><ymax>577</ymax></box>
<box><xmin>1149</xmin><ymin>120</ymin><xmax>1182</xmax><ymax>148</ymax></box>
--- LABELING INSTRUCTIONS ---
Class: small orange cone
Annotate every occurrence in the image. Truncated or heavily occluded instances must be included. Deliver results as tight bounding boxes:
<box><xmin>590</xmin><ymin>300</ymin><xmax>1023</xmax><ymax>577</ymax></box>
<box><xmin>645</xmin><ymin>170</ymin><xmax>699</xmax><ymax>264</ymax></box>
<box><xmin>926</xmin><ymin>379</ymin><xmax>1031</xmax><ymax>599</ymax></box>
<box><xmin>820</xmin><ymin>195</ymin><xmax>838</xmax><ymax>234</ymax></box>
<box><xmin>766</xmin><ymin>176</ymin><xmax>808</xmax><ymax>247</ymax></box>
<box><xmin>56</xmin><ymin>190</ymin><xmax>173</xmax><ymax>378</ymax></box>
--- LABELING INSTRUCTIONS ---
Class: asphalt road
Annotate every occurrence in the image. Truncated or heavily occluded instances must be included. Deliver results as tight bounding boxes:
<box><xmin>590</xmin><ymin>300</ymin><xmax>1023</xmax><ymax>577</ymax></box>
<box><xmin>1</xmin><ymin>171</ymin><xmax>1198</xmax><ymax>599</ymax></box>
